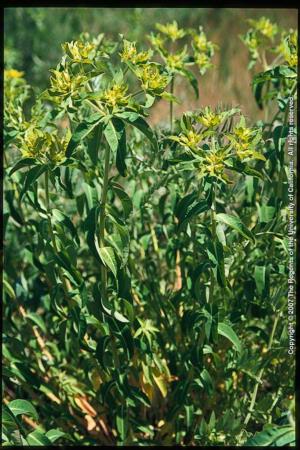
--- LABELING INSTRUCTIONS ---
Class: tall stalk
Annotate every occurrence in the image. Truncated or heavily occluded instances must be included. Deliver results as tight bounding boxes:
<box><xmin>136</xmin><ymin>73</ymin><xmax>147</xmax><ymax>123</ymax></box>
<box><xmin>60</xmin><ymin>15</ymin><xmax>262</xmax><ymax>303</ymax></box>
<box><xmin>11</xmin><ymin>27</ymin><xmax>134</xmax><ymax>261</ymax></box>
<box><xmin>169</xmin><ymin>77</ymin><xmax>175</xmax><ymax>132</ymax></box>
<box><xmin>243</xmin><ymin>312</ymin><xmax>280</xmax><ymax>426</ymax></box>
<box><xmin>45</xmin><ymin>170</ymin><xmax>70</xmax><ymax>299</ymax></box>
<box><xmin>208</xmin><ymin>183</ymin><xmax>217</xmax><ymax>303</ymax></box>
<box><xmin>99</xmin><ymin>145</ymin><xmax>111</xmax><ymax>304</ymax></box>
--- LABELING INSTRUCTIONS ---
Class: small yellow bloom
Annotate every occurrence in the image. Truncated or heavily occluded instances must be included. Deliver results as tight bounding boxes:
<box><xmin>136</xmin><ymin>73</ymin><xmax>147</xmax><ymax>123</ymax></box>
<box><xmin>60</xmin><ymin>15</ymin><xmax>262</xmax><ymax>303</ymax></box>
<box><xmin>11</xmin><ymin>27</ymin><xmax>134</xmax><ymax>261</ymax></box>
<box><xmin>177</xmin><ymin>128</ymin><xmax>203</xmax><ymax>150</ymax></box>
<box><xmin>136</xmin><ymin>64</ymin><xmax>169</xmax><ymax>94</ymax></box>
<box><xmin>250</xmin><ymin>17</ymin><xmax>278</xmax><ymax>39</ymax></box>
<box><xmin>49</xmin><ymin>69</ymin><xmax>86</xmax><ymax>97</ymax></box>
<box><xmin>165</xmin><ymin>48</ymin><xmax>187</xmax><ymax>70</ymax></box>
<box><xmin>156</xmin><ymin>21</ymin><xmax>185</xmax><ymax>42</ymax></box>
<box><xmin>120</xmin><ymin>40</ymin><xmax>152</xmax><ymax>65</ymax></box>
<box><xmin>205</xmin><ymin>152</ymin><xmax>225</xmax><ymax>176</ymax></box>
<box><xmin>197</xmin><ymin>109</ymin><xmax>222</xmax><ymax>128</ymax></box>
<box><xmin>102</xmin><ymin>82</ymin><xmax>129</xmax><ymax>107</ymax></box>
<box><xmin>4</xmin><ymin>69</ymin><xmax>24</xmax><ymax>79</ymax></box>
<box><xmin>62</xmin><ymin>40</ymin><xmax>96</xmax><ymax>62</ymax></box>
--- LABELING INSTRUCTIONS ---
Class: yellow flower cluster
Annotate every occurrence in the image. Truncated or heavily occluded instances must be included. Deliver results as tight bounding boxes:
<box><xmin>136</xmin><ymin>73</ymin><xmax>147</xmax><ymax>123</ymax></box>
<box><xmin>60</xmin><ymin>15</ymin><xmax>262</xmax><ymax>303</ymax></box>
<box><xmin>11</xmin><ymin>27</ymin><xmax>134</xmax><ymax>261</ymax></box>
<box><xmin>136</xmin><ymin>64</ymin><xmax>170</xmax><ymax>94</ymax></box>
<box><xmin>20</xmin><ymin>127</ymin><xmax>70</xmax><ymax>164</ymax></box>
<box><xmin>228</xmin><ymin>124</ymin><xmax>265</xmax><ymax>162</ymax></box>
<box><xmin>275</xmin><ymin>30</ymin><xmax>298</xmax><ymax>68</ymax></box>
<box><xmin>196</xmin><ymin>108</ymin><xmax>223</xmax><ymax>129</ymax></box>
<box><xmin>164</xmin><ymin>48</ymin><xmax>187</xmax><ymax>71</ymax></box>
<box><xmin>120</xmin><ymin>40</ymin><xmax>152</xmax><ymax>65</ymax></box>
<box><xmin>203</xmin><ymin>152</ymin><xmax>225</xmax><ymax>177</ymax></box>
<box><xmin>147</xmin><ymin>33</ymin><xmax>165</xmax><ymax>50</ymax></box>
<box><xmin>49</xmin><ymin>69</ymin><xmax>87</xmax><ymax>97</ymax></box>
<box><xmin>155</xmin><ymin>21</ymin><xmax>185</xmax><ymax>42</ymax></box>
<box><xmin>4</xmin><ymin>69</ymin><xmax>24</xmax><ymax>80</ymax></box>
<box><xmin>62</xmin><ymin>40</ymin><xmax>96</xmax><ymax>63</ymax></box>
<box><xmin>192</xmin><ymin>29</ymin><xmax>217</xmax><ymax>74</ymax></box>
<box><xmin>250</xmin><ymin>17</ymin><xmax>278</xmax><ymax>39</ymax></box>
<box><xmin>101</xmin><ymin>82</ymin><xmax>129</xmax><ymax>107</ymax></box>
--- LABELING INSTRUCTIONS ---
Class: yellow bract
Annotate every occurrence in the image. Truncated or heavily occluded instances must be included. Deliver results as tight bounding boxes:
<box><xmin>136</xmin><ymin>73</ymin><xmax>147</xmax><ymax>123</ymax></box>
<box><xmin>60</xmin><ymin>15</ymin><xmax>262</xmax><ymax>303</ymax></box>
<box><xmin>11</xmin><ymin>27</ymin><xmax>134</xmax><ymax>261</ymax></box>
<box><xmin>20</xmin><ymin>127</ymin><xmax>70</xmax><ymax>164</ymax></box>
<box><xmin>197</xmin><ymin>109</ymin><xmax>222</xmax><ymax>128</ymax></box>
<box><xmin>204</xmin><ymin>152</ymin><xmax>225</xmax><ymax>177</ymax></box>
<box><xmin>178</xmin><ymin>129</ymin><xmax>203</xmax><ymax>150</ymax></box>
<box><xmin>136</xmin><ymin>64</ymin><xmax>169</xmax><ymax>93</ymax></box>
<box><xmin>165</xmin><ymin>48</ymin><xmax>187</xmax><ymax>70</ymax></box>
<box><xmin>251</xmin><ymin>17</ymin><xmax>278</xmax><ymax>39</ymax></box>
<box><xmin>195</xmin><ymin>53</ymin><xmax>211</xmax><ymax>68</ymax></box>
<box><xmin>49</xmin><ymin>69</ymin><xmax>86</xmax><ymax>96</ymax></box>
<box><xmin>102</xmin><ymin>82</ymin><xmax>129</xmax><ymax>107</ymax></box>
<box><xmin>4</xmin><ymin>69</ymin><xmax>24</xmax><ymax>79</ymax></box>
<box><xmin>62</xmin><ymin>40</ymin><xmax>96</xmax><ymax>62</ymax></box>
<box><xmin>156</xmin><ymin>21</ymin><xmax>185</xmax><ymax>42</ymax></box>
<box><xmin>120</xmin><ymin>40</ymin><xmax>152</xmax><ymax>65</ymax></box>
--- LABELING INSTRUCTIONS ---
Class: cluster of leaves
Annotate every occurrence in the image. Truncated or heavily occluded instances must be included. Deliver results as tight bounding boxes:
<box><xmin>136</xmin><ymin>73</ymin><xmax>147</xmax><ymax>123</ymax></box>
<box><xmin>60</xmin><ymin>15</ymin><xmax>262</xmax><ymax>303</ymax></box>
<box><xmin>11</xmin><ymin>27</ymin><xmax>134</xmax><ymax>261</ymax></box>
<box><xmin>3</xmin><ymin>18</ymin><xmax>296</xmax><ymax>446</ymax></box>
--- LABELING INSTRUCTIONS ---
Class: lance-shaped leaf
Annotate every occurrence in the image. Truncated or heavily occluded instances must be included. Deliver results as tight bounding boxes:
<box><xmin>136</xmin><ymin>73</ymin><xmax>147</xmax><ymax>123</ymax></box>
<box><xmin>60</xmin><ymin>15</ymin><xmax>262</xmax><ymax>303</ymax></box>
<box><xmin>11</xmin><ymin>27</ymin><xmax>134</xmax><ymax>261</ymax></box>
<box><xmin>8</xmin><ymin>399</ymin><xmax>38</xmax><ymax>421</ymax></box>
<box><xmin>20</xmin><ymin>165</ymin><xmax>48</xmax><ymax>200</ymax></box>
<box><xmin>66</xmin><ymin>113</ymin><xmax>102</xmax><ymax>158</ymax></box>
<box><xmin>97</xmin><ymin>246</ymin><xmax>118</xmax><ymax>278</ymax></box>
<box><xmin>115</xmin><ymin>112</ymin><xmax>158</xmax><ymax>151</ymax></box>
<box><xmin>26</xmin><ymin>430</ymin><xmax>53</xmax><ymax>446</ymax></box>
<box><xmin>216</xmin><ymin>213</ymin><xmax>255</xmax><ymax>244</ymax></box>
<box><xmin>111</xmin><ymin>183</ymin><xmax>133</xmax><ymax>219</ymax></box>
<box><xmin>218</xmin><ymin>322</ymin><xmax>241</xmax><ymax>353</ymax></box>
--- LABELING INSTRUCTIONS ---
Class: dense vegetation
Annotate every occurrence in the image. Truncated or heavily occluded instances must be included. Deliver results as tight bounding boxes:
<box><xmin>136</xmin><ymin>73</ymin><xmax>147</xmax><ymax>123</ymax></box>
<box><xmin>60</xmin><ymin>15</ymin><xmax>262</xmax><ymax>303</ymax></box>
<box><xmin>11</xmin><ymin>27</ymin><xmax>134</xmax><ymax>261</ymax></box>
<box><xmin>3</xmin><ymin>12</ymin><xmax>297</xmax><ymax>446</ymax></box>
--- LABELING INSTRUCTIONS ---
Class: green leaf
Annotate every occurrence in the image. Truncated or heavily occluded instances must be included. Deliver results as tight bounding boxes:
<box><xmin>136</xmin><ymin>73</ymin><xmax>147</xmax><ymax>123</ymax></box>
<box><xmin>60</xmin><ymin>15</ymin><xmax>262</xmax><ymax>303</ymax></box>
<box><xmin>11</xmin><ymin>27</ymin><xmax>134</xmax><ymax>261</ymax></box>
<box><xmin>216</xmin><ymin>213</ymin><xmax>255</xmax><ymax>244</ymax></box>
<box><xmin>116</xmin><ymin>112</ymin><xmax>158</xmax><ymax>151</ymax></box>
<box><xmin>26</xmin><ymin>430</ymin><xmax>53</xmax><ymax>446</ymax></box>
<box><xmin>104</xmin><ymin>119</ymin><xmax>119</xmax><ymax>153</ymax></box>
<box><xmin>245</xmin><ymin>425</ymin><xmax>295</xmax><ymax>446</ymax></box>
<box><xmin>178</xmin><ymin>68</ymin><xmax>199</xmax><ymax>99</ymax></box>
<box><xmin>97</xmin><ymin>246</ymin><xmax>118</xmax><ymax>278</ymax></box>
<box><xmin>9</xmin><ymin>158</ymin><xmax>36</xmax><ymax>176</ymax></box>
<box><xmin>8</xmin><ymin>399</ymin><xmax>38</xmax><ymax>421</ymax></box>
<box><xmin>116</xmin><ymin>405</ymin><xmax>127</xmax><ymax>442</ymax></box>
<box><xmin>111</xmin><ymin>183</ymin><xmax>133</xmax><ymax>219</ymax></box>
<box><xmin>218</xmin><ymin>322</ymin><xmax>241</xmax><ymax>353</ymax></box>
<box><xmin>66</xmin><ymin>114</ymin><xmax>102</xmax><ymax>157</ymax></box>
<box><xmin>20</xmin><ymin>165</ymin><xmax>48</xmax><ymax>199</ymax></box>
<box><xmin>26</xmin><ymin>312</ymin><xmax>47</xmax><ymax>334</ymax></box>
<box><xmin>116</xmin><ymin>126</ymin><xmax>127</xmax><ymax>177</ymax></box>
<box><xmin>3</xmin><ymin>279</ymin><xmax>16</xmax><ymax>299</ymax></box>
<box><xmin>254</xmin><ymin>265</ymin><xmax>266</xmax><ymax>295</ymax></box>
<box><xmin>45</xmin><ymin>429</ymin><xmax>66</xmax><ymax>443</ymax></box>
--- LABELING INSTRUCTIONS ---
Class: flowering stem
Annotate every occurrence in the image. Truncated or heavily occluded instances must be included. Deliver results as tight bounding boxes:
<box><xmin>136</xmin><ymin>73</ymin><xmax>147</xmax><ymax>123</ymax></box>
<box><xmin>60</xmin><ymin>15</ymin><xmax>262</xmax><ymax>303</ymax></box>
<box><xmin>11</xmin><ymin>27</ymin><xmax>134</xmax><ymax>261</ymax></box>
<box><xmin>99</xmin><ymin>144</ymin><xmax>111</xmax><ymax>304</ymax></box>
<box><xmin>44</xmin><ymin>170</ymin><xmax>70</xmax><ymax>299</ymax></box>
<box><xmin>208</xmin><ymin>183</ymin><xmax>216</xmax><ymax>303</ymax></box>
<box><xmin>243</xmin><ymin>312</ymin><xmax>280</xmax><ymax>426</ymax></box>
<box><xmin>170</xmin><ymin>76</ymin><xmax>175</xmax><ymax>132</ymax></box>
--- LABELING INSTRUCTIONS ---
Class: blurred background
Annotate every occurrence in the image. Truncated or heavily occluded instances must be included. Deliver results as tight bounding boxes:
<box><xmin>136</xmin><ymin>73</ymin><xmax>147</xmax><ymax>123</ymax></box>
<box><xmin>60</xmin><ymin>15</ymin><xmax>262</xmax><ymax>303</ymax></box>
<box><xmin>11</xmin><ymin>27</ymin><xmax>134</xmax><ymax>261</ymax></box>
<box><xmin>4</xmin><ymin>8</ymin><xmax>297</xmax><ymax>123</ymax></box>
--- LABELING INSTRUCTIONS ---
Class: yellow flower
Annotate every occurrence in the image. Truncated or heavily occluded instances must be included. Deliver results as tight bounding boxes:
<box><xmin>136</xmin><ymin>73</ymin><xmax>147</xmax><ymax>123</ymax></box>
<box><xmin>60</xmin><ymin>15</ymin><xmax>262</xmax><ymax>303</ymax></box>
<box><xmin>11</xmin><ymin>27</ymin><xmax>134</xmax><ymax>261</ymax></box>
<box><xmin>102</xmin><ymin>82</ymin><xmax>129</xmax><ymax>107</ymax></box>
<box><xmin>177</xmin><ymin>128</ymin><xmax>203</xmax><ymax>150</ymax></box>
<box><xmin>195</xmin><ymin>52</ymin><xmax>212</xmax><ymax>73</ymax></box>
<box><xmin>155</xmin><ymin>21</ymin><xmax>185</xmax><ymax>42</ymax></box>
<box><xmin>250</xmin><ymin>17</ymin><xmax>278</xmax><ymax>39</ymax></box>
<box><xmin>4</xmin><ymin>69</ymin><xmax>24</xmax><ymax>79</ymax></box>
<box><xmin>136</xmin><ymin>64</ymin><xmax>170</xmax><ymax>94</ymax></box>
<box><xmin>49</xmin><ymin>69</ymin><xmax>86</xmax><ymax>97</ymax></box>
<box><xmin>62</xmin><ymin>40</ymin><xmax>96</xmax><ymax>62</ymax></box>
<box><xmin>120</xmin><ymin>40</ymin><xmax>152</xmax><ymax>65</ymax></box>
<box><xmin>165</xmin><ymin>48</ymin><xmax>187</xmax><ymax>70</ymax></box>
<box><xmin>148</xmin><ymin>32</ymin><xmax>165</xmax><ymax>49</ymax></box>
<box><xmin>204</xmin><ymin>152</ymin><xmax>225</xmax><ymax>177</ymax></box>
<box><xmin>197</xmin><ymin>108</ymin><xmax>222</xmax><ymax>128</ymax></box>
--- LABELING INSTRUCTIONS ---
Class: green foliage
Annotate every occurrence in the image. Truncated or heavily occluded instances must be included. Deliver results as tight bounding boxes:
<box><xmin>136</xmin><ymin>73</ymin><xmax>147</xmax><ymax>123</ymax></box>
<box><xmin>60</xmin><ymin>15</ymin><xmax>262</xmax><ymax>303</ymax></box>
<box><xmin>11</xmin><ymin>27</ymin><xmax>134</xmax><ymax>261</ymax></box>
<box><xmin>3</xmin><ymin>14</ymin><xmax>296</xmax><ymax>447</ymax></box>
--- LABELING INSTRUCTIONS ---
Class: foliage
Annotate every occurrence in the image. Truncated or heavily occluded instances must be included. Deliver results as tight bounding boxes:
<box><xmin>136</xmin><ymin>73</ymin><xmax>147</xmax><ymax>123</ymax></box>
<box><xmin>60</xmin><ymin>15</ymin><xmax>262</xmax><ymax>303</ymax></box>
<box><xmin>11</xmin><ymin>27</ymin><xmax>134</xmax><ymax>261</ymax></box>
<box><xmin>3</xmin><ymin>16</ymin><xmax>296</xmax><ymax>446</ymax></box>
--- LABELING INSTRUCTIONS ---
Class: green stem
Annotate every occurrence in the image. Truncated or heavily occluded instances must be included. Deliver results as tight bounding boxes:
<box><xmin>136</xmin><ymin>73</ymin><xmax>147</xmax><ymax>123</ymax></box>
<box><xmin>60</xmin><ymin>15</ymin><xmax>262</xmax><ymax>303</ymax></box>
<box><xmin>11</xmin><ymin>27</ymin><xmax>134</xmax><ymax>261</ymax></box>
<box><xmin>243</xmin><ymin>313</ymin><xmax>280</xmax><ymax>426</ymax></box>
<box><xmin>170</xmin><ymin>76</ymin><xmax>175</xmax><ymax>132</ymax></box>
<box><xmin>208</xmin><ymin>184</ymin><xmax>216</xmax><ymax>303</ymax></box>
<box><xmin>99</xmin><ymin>145</ymin><xmax>111</xmax><ymax>304</ymax></box>
<box><xmin>44</xmin><ymin>171</ymin><xmax>70</xmax><ymax>297</ymax></box>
